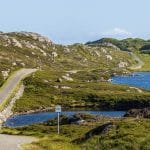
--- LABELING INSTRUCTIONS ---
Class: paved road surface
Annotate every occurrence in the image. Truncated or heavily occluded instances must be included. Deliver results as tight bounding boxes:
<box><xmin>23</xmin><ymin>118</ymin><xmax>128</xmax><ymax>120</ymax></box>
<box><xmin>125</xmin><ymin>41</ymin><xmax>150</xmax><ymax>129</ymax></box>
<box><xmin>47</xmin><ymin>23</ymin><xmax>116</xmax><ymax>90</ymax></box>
<box><xmin>0</xmin><ymin>134</ymin><xmax>35</xmax><ymax>150</ymax></box>
<box><xmin>0</xmin><ymin>69</ymin><xmax>37</xmax><ymax>150</ymax></box>
<box><xmin>0</xmin><ymin>69</ymin><xmax>37</xmax><ymax>105</ymax></box>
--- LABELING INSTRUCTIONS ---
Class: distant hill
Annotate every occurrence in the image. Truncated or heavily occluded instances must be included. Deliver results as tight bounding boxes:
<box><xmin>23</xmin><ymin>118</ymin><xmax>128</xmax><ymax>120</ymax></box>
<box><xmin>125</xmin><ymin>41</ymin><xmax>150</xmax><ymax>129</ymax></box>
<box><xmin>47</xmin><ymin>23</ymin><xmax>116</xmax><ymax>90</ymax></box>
<box><xmin>86</xmin><ymin>38</ymin><xmax>150</xmax><ymax>52</ymax></box>
<box><xmin>140</xmin><ymin>44</ymin><xmax>150</xmax><ymax>54</ymax></box>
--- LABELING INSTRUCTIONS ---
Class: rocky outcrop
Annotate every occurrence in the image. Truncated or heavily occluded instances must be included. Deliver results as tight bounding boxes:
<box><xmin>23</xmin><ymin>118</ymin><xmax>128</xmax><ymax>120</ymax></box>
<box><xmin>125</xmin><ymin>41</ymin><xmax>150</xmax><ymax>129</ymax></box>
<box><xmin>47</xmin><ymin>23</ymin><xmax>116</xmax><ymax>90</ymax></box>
<box><xmin>124</xmin><ymin>108</ymin><xmax>150</xmax><ymax>118</ymax></box>
<box><xmin>44</xmin><ymin>113</ymin><xmax>113</xmax><ymax>126</ymax></box>
<box><xmin>118</xmin><ymin>62</ymin><xmax>128</xmax><ymax>68</ymax></box>
<box><xmin>62</xmin><ymin>73</ymin><xmax>73</xmax><ymax>81</ymax></box>
<box><xmin>15</xmin><ymin>32</ymin><xmax>53</xmax><ymax>44</ymax></box>
<box><xmin>73</xmin><ymin>122</ymin><xmax>113</xmax><ymax>144</ymax></box>
<box><xmin>85</xmin><ymin>122</ymin><xmax>113</xmax><ymax>137</ymax></box>
<box><xmin>0</xmin><ymin>31</ymin><xmax>53</xmax><ymax>49</ymax></box>
<box><xmin>11</xmin><ymin>38</ymin><xmax>22</xmax><ymax>48</ymax></box>
<box><xmin>106</xmin><ymin>55</ymin><xmax>113</xmax><ymax>60</ymax></box>
<box><xmin>1</xmin><ymin>70</ymin><xmax>10</xmax><ymax>80</ymax></box>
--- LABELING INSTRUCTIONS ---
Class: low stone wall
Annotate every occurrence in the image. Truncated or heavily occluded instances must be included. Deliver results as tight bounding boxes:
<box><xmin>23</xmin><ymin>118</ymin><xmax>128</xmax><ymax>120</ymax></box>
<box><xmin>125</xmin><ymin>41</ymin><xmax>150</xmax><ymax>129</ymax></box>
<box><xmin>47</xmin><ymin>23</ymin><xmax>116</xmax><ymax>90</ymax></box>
<box><xmin>0</xmin><ymin>84</ymin><xmax>24</xmax><ymax>127</ymax></box>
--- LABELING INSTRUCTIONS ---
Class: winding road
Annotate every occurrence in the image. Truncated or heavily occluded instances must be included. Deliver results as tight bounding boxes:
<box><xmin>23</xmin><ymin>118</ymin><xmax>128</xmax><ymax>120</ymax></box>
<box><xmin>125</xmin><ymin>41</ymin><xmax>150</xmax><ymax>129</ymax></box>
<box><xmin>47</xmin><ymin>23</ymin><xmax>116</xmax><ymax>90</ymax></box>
<box><xmin>0</xmin><ymin>69</ymin><xmax>37</xmax><ymax>105</ymax></box>
<box><xmin>129</xmin><ymin>52</ymin><xmax>144</xmax><ymax>70</ymax></box>
<box><xmin>0</xmin><ymin>68</ymin><xmax>37</xmax><ymax>150</ymax></box>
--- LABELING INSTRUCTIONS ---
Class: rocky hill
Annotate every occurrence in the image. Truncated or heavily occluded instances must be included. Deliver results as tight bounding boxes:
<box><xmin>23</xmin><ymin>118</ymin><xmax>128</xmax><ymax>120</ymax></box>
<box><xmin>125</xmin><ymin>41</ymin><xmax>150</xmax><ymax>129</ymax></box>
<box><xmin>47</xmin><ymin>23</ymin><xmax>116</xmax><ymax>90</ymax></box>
<box><xmin>0</xmin><ymin>32</ymin><xmax>149</xmax><ymax>112</ymax></box>
<box><xmin>86</xmin><ymin>37</ymin><xmax>150</xmax><ymax>71</ymax></box>
<box><xmin>86</xmin><ymin>38</ymin><xmax>150</xmax><ymax>52</ymax></box>
<box><xmin>0</xmin><ymin>32</ymin><xmax>138</xmax><ymax>85</ymax></box>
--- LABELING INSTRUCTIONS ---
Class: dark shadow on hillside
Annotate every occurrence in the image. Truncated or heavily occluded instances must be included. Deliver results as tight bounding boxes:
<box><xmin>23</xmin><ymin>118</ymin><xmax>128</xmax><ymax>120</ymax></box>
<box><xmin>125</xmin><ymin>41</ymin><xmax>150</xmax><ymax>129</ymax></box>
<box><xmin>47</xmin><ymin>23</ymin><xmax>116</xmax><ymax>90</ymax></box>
<box><xmin>72</xmin><ymin>122</ymin><xmax>113</xmax><ymax>144</ymax></box>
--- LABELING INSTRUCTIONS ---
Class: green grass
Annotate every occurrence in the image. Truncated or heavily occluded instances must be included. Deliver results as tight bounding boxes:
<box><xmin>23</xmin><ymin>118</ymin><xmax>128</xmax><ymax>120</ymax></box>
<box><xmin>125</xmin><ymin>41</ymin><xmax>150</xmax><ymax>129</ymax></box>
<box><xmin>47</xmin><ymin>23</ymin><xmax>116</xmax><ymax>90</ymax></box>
<box><xmin>0</xmin><ymin>123</ymin><xmax>93</xmax><ymax>150</ymax></box>
<box><xmin>81</xmin><ymin>118</ymin><xmax>150</xmax><ymax>150</ymax></box>
<box><xmin>12</xmin><ymin>69</ymin><xmax>150</xmax><ymax>113</ymax></box>
<box><xmin>0</xmin><ymin>32</ymin><xmax>149</xmax><ymax>113</ymax></box>
<box><xmin>24</xmin><ymin>135</ymin><xmax>81</xmax><ymax>150</ymax></box>
<box><xmin>138</xmin><ymin>53</ymin><xmax>150</xmax><ymax>71</ymax></box>
<box><xmin>1</xmin><ymin>118</ymin><xmax>150</xmax><ymax>150</ymax></box>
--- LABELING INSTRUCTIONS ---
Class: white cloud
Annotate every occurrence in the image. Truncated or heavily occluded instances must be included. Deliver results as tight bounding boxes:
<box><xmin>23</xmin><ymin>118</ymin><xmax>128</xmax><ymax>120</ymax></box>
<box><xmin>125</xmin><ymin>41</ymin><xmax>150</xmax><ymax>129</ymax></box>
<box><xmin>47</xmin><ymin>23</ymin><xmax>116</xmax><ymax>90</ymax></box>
<box><xmin>102</xmin><ymin>27</ymin><xmax>132</xmax><ymax>38</ymax></box>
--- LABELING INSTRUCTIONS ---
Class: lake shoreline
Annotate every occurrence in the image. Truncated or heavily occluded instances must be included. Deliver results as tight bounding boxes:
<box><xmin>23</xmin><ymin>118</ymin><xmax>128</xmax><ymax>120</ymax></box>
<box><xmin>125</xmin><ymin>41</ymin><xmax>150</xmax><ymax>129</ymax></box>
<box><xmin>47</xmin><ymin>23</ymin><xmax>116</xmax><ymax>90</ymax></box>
<box><xmin>12</xmin><ymin>98</ymin><xmax>150</xmax><ymax>118</ymax></box>
<box><xmin>4</xmin><ymin>110</ymin><xmax>126</xmax><ymax>127</ymax></box>
<box><xmin>111</xmin><ymin>72</ymin><xmax>150</xmax><ymax>90</ymax></box>
<box><xmin>4</xmin><ymin>71</ymin><xmax>150</xmax><ymax>127</ymax></box>
<box><xmin>12</xmin><ymin>105</ymin><xmax>131</xmax><ymax>118</ymax></box>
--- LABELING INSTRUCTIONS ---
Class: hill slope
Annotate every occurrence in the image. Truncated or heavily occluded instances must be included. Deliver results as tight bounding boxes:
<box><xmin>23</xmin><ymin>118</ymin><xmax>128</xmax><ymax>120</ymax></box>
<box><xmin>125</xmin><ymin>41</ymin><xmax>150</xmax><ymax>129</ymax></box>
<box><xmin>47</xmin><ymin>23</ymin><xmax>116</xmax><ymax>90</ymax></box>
<box><xmin>0</xmin><ymin>32</ymin><xmax>149</xmax><ymax>112</ymax></box>
<box><xmin>0</xmin><ymin>32</ymin><xmax>138</xmax><ymax>85</ymax></box>
<box><xmin>86</xmin><ymin>38</ymin><xmax>150</xmax><ymax>71</ymax></box>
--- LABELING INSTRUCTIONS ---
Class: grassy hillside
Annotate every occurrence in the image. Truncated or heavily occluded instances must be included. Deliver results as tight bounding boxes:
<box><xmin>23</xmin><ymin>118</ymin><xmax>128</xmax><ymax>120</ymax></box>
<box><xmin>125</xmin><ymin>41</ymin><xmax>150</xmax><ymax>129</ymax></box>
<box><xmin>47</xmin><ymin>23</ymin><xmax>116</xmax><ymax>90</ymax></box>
<box><xmin>86</xmin><ymin>38</ymin><xmax>150</xmax><ymax>71</ymax></box>
<box><xmin>13</xmin><ymin>69</ymin><xmax>150</xmax><ymax>113</ymax></box>
<box><xmin>0</xmin><ymin>32</ymin><xmax>149</xmax><ymax>112</ymax></box>
<box><xmin>86</xmin><ymin>38</ymin><xmax>149</xmax><ymax>52</ymax></box>
<box><xmin>0</xmin><ymin>32</ymin><xmax>136</xmax><ymax>84</ymax></box>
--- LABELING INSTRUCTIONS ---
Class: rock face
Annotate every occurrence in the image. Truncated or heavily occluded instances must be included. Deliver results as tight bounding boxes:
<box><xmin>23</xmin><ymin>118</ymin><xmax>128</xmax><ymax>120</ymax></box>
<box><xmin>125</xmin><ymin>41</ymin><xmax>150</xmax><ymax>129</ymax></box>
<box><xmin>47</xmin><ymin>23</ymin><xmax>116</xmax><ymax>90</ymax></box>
<box><xmin>124</xmin><ymin>108</ymin><xmax>150</xmax><ymax>118</ymax></box>
<box><xmin>73</xmin><ymin>122</ymin><xmax>113</xmax><ymax>144</ymax></box>
<box><xmin>62</xmin><ymin>74</ymin><xmax>73</xmax><ymax>81</ymax></box>
<box><xmin>0</xmin><ymin>31</ymin><xmax>53</xmax><ymax>49</ymax></box>
<box><xmin>118</xmin><ymin>62</ymin><xmax>128</xmax><ymax>68</ymax></box>
<box><xmin>17</xmin><ymin>32</ymin><xmax>53</xmax><ymax>44</ymax></box>
<box><xmin>1</xmin><ymin>70</ymin><xmax>10</xmax><ymax>80</ymax></box>
<box><xmin>11</xmin><ymin>38</ymin><xmax>22</xmax><ymax>48</ymax></box>
<box><xmin>106</xmin><ymin>55</ymin><xmax>112</xmax><ymax>60</ymax></box>
<box><xmin>85</xmin><ymin>122</ymin><xmax>113</xmax><ymax>137</ymax></box>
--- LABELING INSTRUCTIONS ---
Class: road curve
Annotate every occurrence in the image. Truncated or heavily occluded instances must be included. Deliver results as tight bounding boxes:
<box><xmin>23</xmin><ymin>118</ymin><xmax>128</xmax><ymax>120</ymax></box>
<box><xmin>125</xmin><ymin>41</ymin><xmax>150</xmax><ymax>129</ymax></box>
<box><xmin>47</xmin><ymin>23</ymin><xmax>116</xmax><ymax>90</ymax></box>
<box><xmin>0</xmin><ymin>134</ymin><xmax>36</xmax><ymax>150</ymax></box>
<box><xmin>0</xmin><ymin>69</ymin><xmax>37</xmax><ymax>105</ymax></box>
<box><xmin>129</xmin><ymin>52</ymin><xmax>144</xmax><ymax>70</ymax></box>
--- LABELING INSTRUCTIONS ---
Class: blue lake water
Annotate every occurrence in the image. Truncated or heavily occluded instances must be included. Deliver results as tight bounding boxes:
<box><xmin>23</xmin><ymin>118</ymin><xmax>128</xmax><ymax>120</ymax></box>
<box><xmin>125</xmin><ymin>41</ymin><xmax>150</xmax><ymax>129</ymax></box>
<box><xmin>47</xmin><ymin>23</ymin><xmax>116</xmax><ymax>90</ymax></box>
<box><xmin>4</xmin><ymin>111</ymin><xmax>125</xmax><ymax>127</ymax></box>
<box><xmin>5</xmin><ymin>72</ymin><xmax>149</xmax><ymax>127</ymax></box>
<box><xmin>112</xmin><ymin>72</ymin><xmax>150</xmax><ymax>90</ymax></box>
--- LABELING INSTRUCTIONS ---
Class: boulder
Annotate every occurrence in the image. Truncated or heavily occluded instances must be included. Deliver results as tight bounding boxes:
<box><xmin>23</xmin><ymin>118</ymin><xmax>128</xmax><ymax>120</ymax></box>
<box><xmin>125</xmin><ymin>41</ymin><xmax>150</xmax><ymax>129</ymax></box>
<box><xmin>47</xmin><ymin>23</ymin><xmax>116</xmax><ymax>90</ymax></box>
<box><xmin>118</xmin><ymin>62</ymin><xmax>128</xmax><ymax>68</ymax></box>
<box><xmin>124</xmin><ymin>108</ymin><xmax>150</xmax><ymax>118</ymax></box>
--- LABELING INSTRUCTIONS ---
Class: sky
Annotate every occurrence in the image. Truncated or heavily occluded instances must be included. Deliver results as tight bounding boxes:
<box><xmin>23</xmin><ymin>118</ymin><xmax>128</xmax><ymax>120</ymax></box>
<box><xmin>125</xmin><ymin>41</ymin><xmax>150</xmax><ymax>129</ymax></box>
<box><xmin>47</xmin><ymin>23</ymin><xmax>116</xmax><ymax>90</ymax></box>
<box><xmin>0</xmin><ymin>0</ymin><xmax>150</xmax><ymax>44</ymax></box>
